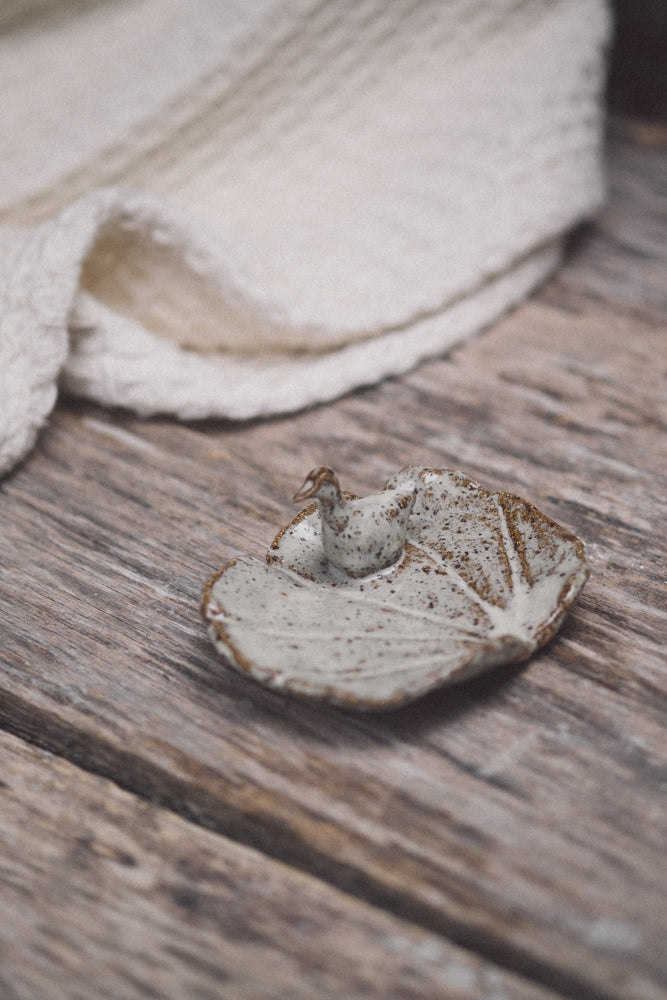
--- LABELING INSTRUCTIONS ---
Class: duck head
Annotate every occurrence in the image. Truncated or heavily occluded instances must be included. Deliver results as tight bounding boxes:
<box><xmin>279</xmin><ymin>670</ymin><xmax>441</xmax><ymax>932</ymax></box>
<box><xmin>293</xmin><ymin>466</ymin><xmax>342</xmax><ymax>504</ymax></box>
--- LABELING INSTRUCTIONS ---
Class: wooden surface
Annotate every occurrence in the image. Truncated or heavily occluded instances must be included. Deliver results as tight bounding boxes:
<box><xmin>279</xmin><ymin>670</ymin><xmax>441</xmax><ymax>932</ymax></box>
<box><xmin>1</xmin><ymin>728</ymin><xmax>562</xmax><ymax>1000</ymax></box>
<box><xmin>1</xmin><ymin>117</ymin><xmax>666</xmax><ymax>1000</ymax></box>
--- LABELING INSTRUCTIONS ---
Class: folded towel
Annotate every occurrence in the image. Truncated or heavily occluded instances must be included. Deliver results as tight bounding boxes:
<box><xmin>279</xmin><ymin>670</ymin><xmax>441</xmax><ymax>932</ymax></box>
<box><xmin>0</xmin><ymin>0</ymin><xmax>610</xmax><ymax>476</ymax></box>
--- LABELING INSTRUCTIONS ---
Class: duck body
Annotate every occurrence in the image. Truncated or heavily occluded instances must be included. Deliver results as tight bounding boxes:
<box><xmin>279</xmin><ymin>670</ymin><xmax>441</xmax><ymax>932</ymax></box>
<box><xmin>293</xmin><ymin>466</ymin><xmax>416</xmax><ymax>578</ymax></box>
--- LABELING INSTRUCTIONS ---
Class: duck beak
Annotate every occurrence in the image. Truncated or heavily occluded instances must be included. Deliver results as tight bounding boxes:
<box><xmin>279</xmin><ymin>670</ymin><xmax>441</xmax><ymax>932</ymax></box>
<box><xmin>293</xmin><ymin>477</ymin><xmax>316</xmax><ymax>503</ymax></box>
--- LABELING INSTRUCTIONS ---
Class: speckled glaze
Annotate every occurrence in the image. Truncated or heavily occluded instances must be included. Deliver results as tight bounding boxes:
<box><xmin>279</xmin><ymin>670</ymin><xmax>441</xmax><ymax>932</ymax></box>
<box><xmin>201</xmin><ymin>467</ymin><xmax>589</xmax><ymax>710</ymax></box>
<box><xmin>293</xmin><ymin>466</ymin><xmax>416</xmax><ymax>577</ymax></box>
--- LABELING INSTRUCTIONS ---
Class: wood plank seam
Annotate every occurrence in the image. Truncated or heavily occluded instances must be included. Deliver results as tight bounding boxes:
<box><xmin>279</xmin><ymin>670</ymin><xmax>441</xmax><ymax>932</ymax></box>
<box><xmin>0</xmin><ymin>690</ymin><xmax>622</xmax><ymax>1000</ymax></box>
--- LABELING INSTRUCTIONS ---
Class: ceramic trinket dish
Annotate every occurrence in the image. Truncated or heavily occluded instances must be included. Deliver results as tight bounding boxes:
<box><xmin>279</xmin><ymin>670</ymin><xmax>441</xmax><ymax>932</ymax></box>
<box><xmin>201</xmin><ymin>466</ymin><xmax>589</xmax><ymax>711</ymax></box>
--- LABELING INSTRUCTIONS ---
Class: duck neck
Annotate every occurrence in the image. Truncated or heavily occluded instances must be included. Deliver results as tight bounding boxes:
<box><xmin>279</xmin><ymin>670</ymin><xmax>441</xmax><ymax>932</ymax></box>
<box><xmin>316</xmin><ymin>486</ymin><xmax>347</xmax><ymax>527</ymax></box>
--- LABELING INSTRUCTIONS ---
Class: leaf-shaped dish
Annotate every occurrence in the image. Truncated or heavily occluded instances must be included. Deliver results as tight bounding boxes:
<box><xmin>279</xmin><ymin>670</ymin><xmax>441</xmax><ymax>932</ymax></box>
<box><xmin>201</xmin><ymin>467</ymin><xmax>589</xmax><ymax>710</ymax></box>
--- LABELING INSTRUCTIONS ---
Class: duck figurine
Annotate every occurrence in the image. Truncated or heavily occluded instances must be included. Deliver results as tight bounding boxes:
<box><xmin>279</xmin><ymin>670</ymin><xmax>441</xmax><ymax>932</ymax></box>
<box><xmin>293</xmin><ymin>466</ymin><xmax>417</xmax><ymax>578</ymax></box>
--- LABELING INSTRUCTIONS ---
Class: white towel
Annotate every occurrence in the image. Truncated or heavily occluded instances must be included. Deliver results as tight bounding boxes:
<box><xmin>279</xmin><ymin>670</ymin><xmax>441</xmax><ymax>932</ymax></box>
<box><xmin>0</xmin><ymin>0</ymin><xmax>610</xmax><ymax>476</ymax></box>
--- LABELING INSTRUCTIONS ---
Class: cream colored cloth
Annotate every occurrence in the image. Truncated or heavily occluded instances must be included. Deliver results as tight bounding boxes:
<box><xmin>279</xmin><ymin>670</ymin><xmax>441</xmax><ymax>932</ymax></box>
<box><xmin>0</xmin><ymin>0</ymin><xmax>610</xmax><ymax>475</ymax></box>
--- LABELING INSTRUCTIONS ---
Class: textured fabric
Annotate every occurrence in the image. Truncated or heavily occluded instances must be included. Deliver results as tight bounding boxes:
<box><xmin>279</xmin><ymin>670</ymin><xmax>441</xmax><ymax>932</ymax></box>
<box><xmin>0</xmin><ymin>0</ymin><xmax>611</xmax><ymax>475</ymax></box>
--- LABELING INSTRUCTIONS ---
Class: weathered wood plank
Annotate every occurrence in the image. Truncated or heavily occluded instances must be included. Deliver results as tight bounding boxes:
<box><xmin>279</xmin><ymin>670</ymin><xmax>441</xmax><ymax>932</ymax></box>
<box><xmin>1</xmin><ymin>729</ymin><xmax>561</xmax><ymax>1000</ymax></box>
<box><xmin>1</xmin><ymin>122</ymin><xmax>666</xmax><ymax>1000</ymax></box>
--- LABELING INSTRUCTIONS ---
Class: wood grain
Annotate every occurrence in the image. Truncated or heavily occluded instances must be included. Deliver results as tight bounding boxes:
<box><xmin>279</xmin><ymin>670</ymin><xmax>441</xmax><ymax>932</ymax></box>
<box><xmin>1</xmin><ymin>120</ymin><xmax>666</xmax><ymax>1000</ymax></box>
<box><xmin>1</xmin><ymin>729</ymin><xmax>563</xmax><ymax>1000</ymax></box>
